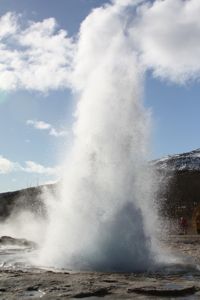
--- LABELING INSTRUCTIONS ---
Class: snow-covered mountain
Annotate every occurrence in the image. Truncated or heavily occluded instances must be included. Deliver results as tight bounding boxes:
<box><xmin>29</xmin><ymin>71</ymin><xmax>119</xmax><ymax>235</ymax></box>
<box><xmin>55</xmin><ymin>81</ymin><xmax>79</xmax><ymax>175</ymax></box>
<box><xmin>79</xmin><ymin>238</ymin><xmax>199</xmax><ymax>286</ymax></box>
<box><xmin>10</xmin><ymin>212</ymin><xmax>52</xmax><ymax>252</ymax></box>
<box><xmin>153</xmin><ymin>148</ymin><xmax>200</xmax><ymax>171</ymax></box>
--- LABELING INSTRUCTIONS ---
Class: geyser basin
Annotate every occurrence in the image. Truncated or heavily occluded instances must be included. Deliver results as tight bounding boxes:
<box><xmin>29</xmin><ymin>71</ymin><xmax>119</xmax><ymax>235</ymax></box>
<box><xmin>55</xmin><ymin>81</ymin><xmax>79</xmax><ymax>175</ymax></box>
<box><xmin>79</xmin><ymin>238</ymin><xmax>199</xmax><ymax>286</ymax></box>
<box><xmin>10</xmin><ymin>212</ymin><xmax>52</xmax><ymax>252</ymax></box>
<box><xmin>1</xmin><ymin>0</ymin><xmax>200</xmax><ymax>277</ymax></box>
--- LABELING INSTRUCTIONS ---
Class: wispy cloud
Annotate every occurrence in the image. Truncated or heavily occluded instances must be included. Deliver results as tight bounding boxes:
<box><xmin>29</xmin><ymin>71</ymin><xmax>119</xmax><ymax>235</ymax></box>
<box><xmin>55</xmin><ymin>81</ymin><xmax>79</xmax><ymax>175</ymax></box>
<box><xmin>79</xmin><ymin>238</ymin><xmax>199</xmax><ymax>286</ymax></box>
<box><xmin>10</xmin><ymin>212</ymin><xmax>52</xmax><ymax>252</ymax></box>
<box><xmin>0</xmin><ymin>155</ymin><xmax>58</xmax><ymax>176</ymax></box>
<box><xmin>49</xmin><ymin>128</ymin><xmax>68</xmax><ymax>137</ymax></box>
<box><xmin>27</xmin><ymin>120</ymin><xmax>51</xmax><ymax>130</ymax></box>
<box><xmin>0</xmin><ymin>12</ymin><xmax>74</xmax><ymax>92</ymax></box>
<box><xmin>26</xmin><ymin>120</ymin><xmax>68</xmax><ymax>137</ymax></box>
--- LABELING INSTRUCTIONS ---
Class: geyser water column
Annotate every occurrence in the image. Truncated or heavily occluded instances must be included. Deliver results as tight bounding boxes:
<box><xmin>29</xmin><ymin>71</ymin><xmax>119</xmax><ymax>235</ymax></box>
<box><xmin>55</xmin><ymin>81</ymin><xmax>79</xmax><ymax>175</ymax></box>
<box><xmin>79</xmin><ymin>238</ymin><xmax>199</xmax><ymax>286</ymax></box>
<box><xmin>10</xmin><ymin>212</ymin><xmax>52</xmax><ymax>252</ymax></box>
<box><xmin>38</xmin><ymin>0</ymin><xmax>159</xmax><ymax>272</ymax></box>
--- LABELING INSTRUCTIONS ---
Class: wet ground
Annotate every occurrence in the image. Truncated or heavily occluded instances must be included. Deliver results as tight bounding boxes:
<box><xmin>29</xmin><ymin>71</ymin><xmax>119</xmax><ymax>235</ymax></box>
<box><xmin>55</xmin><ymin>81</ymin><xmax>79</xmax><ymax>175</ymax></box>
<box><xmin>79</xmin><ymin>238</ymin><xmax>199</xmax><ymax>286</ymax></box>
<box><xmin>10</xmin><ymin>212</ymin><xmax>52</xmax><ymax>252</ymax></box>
<box><xmin>1</xmin><ymin>235</ymin><xmax>200</xmax><ymax>299</ymax></box>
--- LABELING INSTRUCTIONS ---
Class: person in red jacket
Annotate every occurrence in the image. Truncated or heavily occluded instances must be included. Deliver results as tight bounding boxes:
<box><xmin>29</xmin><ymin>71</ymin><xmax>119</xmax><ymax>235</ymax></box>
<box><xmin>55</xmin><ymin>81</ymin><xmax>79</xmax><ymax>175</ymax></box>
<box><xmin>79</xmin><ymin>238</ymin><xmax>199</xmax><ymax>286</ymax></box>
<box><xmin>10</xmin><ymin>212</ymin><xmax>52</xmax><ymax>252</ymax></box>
<box><xmin>179</xmin><ymin>217</ymin><xmax>188</xmax><ymax>235</ymax></box>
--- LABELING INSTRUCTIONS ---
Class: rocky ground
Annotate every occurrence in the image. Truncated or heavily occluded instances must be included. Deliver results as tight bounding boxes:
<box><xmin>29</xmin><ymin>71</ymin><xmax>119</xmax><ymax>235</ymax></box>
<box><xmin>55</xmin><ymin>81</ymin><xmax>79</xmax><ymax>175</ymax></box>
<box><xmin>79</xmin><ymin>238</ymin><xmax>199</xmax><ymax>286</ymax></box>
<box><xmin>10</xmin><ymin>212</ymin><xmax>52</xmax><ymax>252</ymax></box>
<box><xmin>167</xmin><ymin>235</ymin><xmax>200</xmax><ymax>265</ymax></box>
<box><xmin>1</xmin><ymin>235</ymin><xmax>200</xmax><ymax>299</ymax></box>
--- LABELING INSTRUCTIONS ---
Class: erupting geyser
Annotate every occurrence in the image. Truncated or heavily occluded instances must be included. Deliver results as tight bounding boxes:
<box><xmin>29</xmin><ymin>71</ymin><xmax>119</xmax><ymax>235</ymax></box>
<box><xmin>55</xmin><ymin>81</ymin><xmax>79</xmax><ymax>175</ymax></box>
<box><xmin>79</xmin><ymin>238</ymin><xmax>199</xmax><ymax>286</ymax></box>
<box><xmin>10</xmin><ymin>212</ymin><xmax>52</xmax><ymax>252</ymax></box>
<box><xmin>38</xmin><ymin>0</ymin><xmax>160</xmax><ymax>272</ymax></box>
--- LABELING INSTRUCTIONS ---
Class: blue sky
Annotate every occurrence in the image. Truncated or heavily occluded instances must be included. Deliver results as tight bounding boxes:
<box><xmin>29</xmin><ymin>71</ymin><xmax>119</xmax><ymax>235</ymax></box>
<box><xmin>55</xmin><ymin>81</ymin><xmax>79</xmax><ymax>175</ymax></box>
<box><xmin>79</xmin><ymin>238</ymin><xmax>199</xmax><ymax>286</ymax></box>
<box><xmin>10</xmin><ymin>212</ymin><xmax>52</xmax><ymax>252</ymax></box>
<box><xmin>0</xmin><ymin>0</ymin><xmax>200</xmax><ymax>192</ymax></box>
<box><xmin>146</xmin><ymin>75</ymin><xmax>200</xmax><ymax>158</ymax></box>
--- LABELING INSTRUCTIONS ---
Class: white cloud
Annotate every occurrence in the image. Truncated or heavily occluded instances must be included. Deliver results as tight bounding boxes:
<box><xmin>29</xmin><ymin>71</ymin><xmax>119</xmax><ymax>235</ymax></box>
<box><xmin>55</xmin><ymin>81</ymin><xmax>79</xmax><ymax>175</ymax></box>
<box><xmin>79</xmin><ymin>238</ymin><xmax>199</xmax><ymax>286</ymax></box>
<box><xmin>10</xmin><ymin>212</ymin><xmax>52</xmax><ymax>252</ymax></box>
<box><xmin>0</xmin><ymin>155</ymin><xmax>18</xmax><ymax>174</ymax></box>
<box><xmin>24</xmin><ymin>161</ymin><xmax>57</xmax><ymax>176</ymax></box>
<box><xmin>132</xmin><ymin>0</ymin><xmax>200</xmax><ymax>83</ymax></box>
<box><xmin>0</xmin><ymin>12</ymin><xmax>18</xmax><ymax>38</ymax></box>
<box><xmin>0</xmin><ymin>13</ymin><xmax>74</xmax><ymax>92</ymax></box>
<box><xmin>0</xmin><ymin>154</ymin><xmax>58</xmax><ymax>176</ymax></box>
<box><xmin>26</xmin><ymin>119</ymin><xmax>68</xmax><ymax>137</ymax></box>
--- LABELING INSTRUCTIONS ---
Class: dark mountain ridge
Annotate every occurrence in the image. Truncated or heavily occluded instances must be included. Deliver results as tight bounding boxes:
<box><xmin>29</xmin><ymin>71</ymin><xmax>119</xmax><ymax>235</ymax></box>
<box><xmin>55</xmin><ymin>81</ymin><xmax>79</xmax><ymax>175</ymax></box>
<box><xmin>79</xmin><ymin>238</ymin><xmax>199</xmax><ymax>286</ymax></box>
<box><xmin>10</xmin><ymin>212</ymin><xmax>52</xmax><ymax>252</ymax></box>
<box><xmin>0</xmin><ymin>184</ymin><xmax>55</xmax><ymax>221</ymax></box>
<box><xmin>153</xmin><ymin>148</ymin><xmax>200</xmax><ymax>171</ymax></box>
<box><xmin>1</xmin><ymin>149</ymin><xmax>200</xmax><ymax>228</ymax></box>
<box><xmin>153</xmin><ymin>149</ymin><xmax>200</xmax><ymax>230</ymax></box>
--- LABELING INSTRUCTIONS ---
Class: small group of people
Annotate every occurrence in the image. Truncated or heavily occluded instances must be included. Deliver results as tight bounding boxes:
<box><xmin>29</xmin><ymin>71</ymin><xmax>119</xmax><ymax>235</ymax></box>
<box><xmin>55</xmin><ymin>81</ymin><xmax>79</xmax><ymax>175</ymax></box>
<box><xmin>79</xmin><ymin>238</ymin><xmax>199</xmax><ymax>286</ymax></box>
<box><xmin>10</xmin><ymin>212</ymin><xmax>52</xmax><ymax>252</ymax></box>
<box><xmin>179</xmin><ymin>214</ymin><xmax>200</xmax><ymax>234</ymax></box>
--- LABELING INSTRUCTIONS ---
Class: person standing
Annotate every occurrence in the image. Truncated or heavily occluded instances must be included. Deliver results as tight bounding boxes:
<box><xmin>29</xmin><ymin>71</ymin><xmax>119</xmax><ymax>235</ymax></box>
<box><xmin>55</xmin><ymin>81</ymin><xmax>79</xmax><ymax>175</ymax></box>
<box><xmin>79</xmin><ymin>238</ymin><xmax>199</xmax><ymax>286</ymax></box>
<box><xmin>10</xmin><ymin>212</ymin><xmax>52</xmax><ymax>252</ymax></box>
<box><xmin>179</xmin><ymin>217</ymin><xmax>188</xmax><ymax>235</ymax></box>
<box><xmin>196</xmin><ymin>214</ymin><xmax>200</xmax><ymax>234</ymax></box>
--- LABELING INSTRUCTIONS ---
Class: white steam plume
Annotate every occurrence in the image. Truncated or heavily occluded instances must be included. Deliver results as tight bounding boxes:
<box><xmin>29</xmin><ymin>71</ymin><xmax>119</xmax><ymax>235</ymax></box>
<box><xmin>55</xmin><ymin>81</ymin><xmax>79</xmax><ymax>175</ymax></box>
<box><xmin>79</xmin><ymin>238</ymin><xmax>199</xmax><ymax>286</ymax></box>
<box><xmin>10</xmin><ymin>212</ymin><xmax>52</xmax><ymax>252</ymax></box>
<box><xmin>40</xmin><ymin>0</ymin><xmax>200</xmax><ymax>272</ymax></box>
<box><xmin>38</xmin><ymin>1</ymin><xmax>160</xmax><ymax>272</ymax></box>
